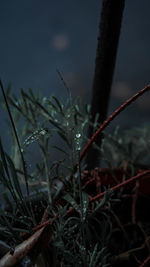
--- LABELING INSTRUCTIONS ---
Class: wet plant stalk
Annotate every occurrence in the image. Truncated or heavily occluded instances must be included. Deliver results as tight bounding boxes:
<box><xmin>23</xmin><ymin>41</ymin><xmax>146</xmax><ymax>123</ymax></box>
<box><xmin>77</xmin><ymin>150</ymin><xmax>87</xmax><ymax>266</ymax></box>
<box><xmin>77</xmin><ymin>151</ymin><xmax>83</xmax><ymax>220</ymax></box>
<box><xmin>71</xmin><ymin>147</ymin><xmax>76</xmax><ymax>199</ymax></box>
<box><xmin>39</xmin><ymin>139</ymin><xmax>52</xmax><ymax>205</ymax></box>
<box><xmin>0</xmin><ymin>80</ymin><xmax>29</xmax><ymax>197</ymax></box>
<box><xmin>44</xmin><ymin>155</ymin><xmax>52</xmax><ymax>205</ymax></box>
<box><xmin>0</xmin><ymin>80</ymin><xmax>36</xmax><ymax>223</ymax></box>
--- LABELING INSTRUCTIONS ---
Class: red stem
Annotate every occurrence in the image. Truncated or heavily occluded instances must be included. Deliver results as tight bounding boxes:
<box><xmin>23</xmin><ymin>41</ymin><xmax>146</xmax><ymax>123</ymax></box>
<box><xmin>80</xmin><ymin>84</ymin><xmax>150</xmax><ymax>162</ymax></box>
<box><xmin>89</xmin><ymin>169</ymin><xmax>150</xmax><ymax>203</ymax></box>
<box><xmin>59</xmin><ymin>169</ymin><xmax>150</xmax><ymax>219</ymax></box>
<box><xmin>139</xmin><ymin>253</ymin><xmax>150</xmax><ymax>267</ymax></box>
<box><xmin>23</xmin><ymin>169</ymin><xmax>150</xmax><ymax>237</ymax></box>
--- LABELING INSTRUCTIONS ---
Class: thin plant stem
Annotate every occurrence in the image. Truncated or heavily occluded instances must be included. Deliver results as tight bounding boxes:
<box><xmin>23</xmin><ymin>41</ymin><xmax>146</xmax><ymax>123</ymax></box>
<box><xmin>39</xmin><ymin>140</ymin><xmax>52</xmax><ymax>205</ymax></box>
<box><xmin>27</xmin><ymin>169</ymin><xmax>150</xmax><ymax>236</ymax></box>
<box><xmin>0</xmin><ymin>80</ymin><xmax>36</xmax><ymax>223</ymax></box>
<box><xmin>56</xmin><ymin>69</ymin><xmax>72</xmax><ymax>102</ymax></box>
<box><xmin>65</xmin><ymin>169</ymin><xmax>150</xmax><ymax>219</ymax></box>
<box><xmin>44</xmin><ymin>156</ymin><xmax>52</xmax><ymax>205</ymax></box>
<box><xmin>71</xmin><ymin>145</ymin><xmax>76</xmax><ymax>198</ymax></box>
<box><xmin>89</xmin><ymin>168</ymin><xmax>150</xmax><ymax>203</ymax></box>
<box><xmin>80</xmin><ymin>84</ymin><xmax>150</xmax><ymax>163</ymax></box>
<box><xmin>139</xmin><ymin>253</ymin><xmax>150</xmax><ymax>267</ymax></box>
<box><xmin>0</xmin><ymin>80</ymin><xmax>29</xmax><ymax>197</ymax></box>
<box><xmin>77</xmin><ymin>152</ymin><xmax>87</xmax><ymax>267</ymax></box>
<box><xmin>77</xmin><ymin>151</ymin><xmax>83</xmax><ymax>220</ymax></box>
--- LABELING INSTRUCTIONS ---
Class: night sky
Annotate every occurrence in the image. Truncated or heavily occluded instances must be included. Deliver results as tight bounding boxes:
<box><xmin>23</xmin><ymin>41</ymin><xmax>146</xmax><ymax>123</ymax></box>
<box><xmin>0</xmin><ymin>0</ymin><xmax>150</xmax><ymax>147</ymax></box>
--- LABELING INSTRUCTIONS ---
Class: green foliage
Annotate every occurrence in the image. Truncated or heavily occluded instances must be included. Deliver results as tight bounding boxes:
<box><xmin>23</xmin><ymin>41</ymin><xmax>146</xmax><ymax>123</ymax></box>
<box><xmin>0</xmin><ymin>83</ymin><xmax>112</xmax><ymax>266</ymax></box>
<box><xmin>52</xmin><ymin>200</ymin><xmax>111</xmax><ymax>266</ymax></box>
<box><xmin>0</xmin><ymin>82</ymin><xmax>149</xmax><ymax>266</ymax></box>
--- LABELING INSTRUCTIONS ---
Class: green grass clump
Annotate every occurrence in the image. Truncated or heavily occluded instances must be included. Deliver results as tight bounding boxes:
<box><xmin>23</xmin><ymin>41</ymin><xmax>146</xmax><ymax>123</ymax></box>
<box><xmin>0</xmin><ymin>80</ymin><xmax>150</xmax><ymax>266</ymax></box>
<box><xmin>0</xmin><ymin>81</ymin><xmax>112</xmax><ymax>266</ymax></box>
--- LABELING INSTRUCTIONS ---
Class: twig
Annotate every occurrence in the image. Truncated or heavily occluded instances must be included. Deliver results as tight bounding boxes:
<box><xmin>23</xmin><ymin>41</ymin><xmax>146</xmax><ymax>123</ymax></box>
<box><xmin>57</xmin><ymin>169</ymin><xmax>150</xmax><ymax>221</ymax></box>
<box><xmin>80</xmin><ymin>84</ymin><xmax>150</xmax><ymax>162</ymax></box>
<box><xmin>111</xmin><ymin>240</ymin><xmax>148</xmax><ymax>264</ymax></box>
<box><xmin>139</xmin><ymin>253</ymin><xmax>150</xmax><ymax>267</ymax></box>
<box><xmin>131</xmin><ymin>180</ymin><xmax>140</xmax><ymax>224</ymax></box>
<box><xmin>89</xmin><ymin>169</ymin><xmax>150</xmax><ymax>203</ymax></box>
<box><xmin>23</xmin><ymin>168</ymin><xmax>150</xmax><ymax>237</ymax></box>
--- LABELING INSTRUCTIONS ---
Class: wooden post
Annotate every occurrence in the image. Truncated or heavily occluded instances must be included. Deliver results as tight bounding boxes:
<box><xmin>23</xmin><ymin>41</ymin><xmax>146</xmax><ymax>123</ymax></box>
<box><xmin>87</xmin><ymin>0</ymin><xmax>125</xmax><ymax>169</ymax></box>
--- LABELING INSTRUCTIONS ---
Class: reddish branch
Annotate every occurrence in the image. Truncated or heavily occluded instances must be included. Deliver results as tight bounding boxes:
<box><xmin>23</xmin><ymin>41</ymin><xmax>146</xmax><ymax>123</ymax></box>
<box><xmin>80</xmin><ymin>84</ymin><xmax>150</xmax><ymax>162</ymax></box>
<box><xmin>89</xmin><ymin>169</ymin><xmax>150</xmax><ymax>203</ymax></box>
<box><xmin>65</xmin><ymin>169</ymin><xmax>150</xmax><ymax>218</ymax></box>
<box><xmin>28</xmin><ymin>168</ymin><xmax>150</xmax><ymax>235</ymax></box>
<box><xmin>72</xmin><ymin>85</ymin><xmax>150</xmax><ymax>175</ymax></box>
<box><xmin>139</xmin><ymin>253</ymin><xmax>150</xmax><ymax>267</ymax></box>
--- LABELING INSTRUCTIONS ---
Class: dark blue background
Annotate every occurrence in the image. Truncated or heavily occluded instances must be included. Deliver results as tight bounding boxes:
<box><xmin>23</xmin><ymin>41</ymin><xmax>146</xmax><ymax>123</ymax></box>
<box><xmin>0</xmin><ymin>0</ymin><xmax>150</xmax><ymax>143</ymax></box>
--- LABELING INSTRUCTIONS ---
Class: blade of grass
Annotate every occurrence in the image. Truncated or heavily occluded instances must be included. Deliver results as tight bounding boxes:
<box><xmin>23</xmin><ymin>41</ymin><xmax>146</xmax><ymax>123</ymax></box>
<box><xmin>5</xmin><ymin>154</ymin><xmax>24</xmax><ymax>202</ymax></box>
<box><xmin>0</xmin><ymin>80</ymin><xmax>36</xmax><ymax>223</ymax></box>
<box><xmin>0</xmin><ymin>80</ymin><xmax>29</xmax><ymax>197</ymax></box>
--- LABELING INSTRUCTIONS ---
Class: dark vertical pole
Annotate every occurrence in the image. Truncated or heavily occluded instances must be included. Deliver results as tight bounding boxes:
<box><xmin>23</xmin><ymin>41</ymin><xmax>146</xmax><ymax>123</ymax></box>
<box><xmin>86</xmin><ymin>0</ymin><xmax>125</xmax><ymax>169</ymax></box>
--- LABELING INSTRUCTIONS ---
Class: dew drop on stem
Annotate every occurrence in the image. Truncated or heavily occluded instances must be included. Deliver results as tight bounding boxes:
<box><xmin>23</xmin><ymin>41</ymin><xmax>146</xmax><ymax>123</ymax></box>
<box><xmin>75</xmin><ymin>132</ymin><xmax>82</xmax><ymax>151</ymax></box>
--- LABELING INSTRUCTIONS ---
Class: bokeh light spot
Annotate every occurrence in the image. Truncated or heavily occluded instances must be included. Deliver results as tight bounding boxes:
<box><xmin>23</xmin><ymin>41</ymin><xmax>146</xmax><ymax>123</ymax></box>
<box><xmin>51</xmin><ymin>33</ymin><xmax>70</xmax><ymax>51</ymax></box>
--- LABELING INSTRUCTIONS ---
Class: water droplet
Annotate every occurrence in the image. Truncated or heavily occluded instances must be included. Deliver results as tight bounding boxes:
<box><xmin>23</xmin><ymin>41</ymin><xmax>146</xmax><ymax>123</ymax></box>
<box><xmin>63</xmin><ymin>120</ymin><xmax>69</xmax><ymax>127</ymax></box>
<box><xmin>40</xmin><ymin>129</ymin><xmax>47</xmax><ymax>135</ymax></box>
<box><xmin>75</xmin><ymin>131</ymin><xmax>82</xmax><ymax>151</ymax></box>
<box><xmin>74</xmin><ymin>173</ymin><xmax>78</xmax><ymax>179</ymax></box>
<box><xmin>76</xmin><ymin>133</ymin><xmax>81</xmax><ymax>138</ymax></box>
<box><xmin>118</xmin><ymin>138</ymin><xmax>122</xmax><ymax>144</ymax></box>
<box><xmin>26</xmin><ymin>141</ymin><xmax>30</xmax><ymax>145</ymax></box>
<box><xmin>66</xmin><ymin>113</ymin><xmax>71</xmax><ymax>119</ymax></box>
<box><xmin>15</xmin><ymin>101</ymin><xmax>19</xmax><ymax>106</ymax></box>
<box><xmin>42</xmin><ymin>97</ymin><xmax>47</xmax><ymax>104</ymax></box>
<box><xmin>83</xmin><ymin>207</ymin><xmax>87</xmax><ymax>213</ymax></box>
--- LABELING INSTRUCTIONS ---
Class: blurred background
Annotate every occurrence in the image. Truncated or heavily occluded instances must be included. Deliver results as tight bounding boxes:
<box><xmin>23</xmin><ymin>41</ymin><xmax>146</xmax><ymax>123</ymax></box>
<box><xmin>0</xmin><ymin>0</ymin><xmax>150</xmax><ymax>153</ymax></box>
